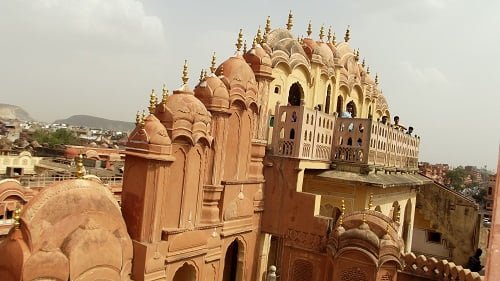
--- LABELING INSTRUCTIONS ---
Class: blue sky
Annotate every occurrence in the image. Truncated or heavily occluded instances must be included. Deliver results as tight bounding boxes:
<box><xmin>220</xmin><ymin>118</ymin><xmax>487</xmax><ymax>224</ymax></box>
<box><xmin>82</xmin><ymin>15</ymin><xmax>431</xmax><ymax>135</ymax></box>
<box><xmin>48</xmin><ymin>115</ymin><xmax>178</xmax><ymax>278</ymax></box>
<box><xmin>0</xmin><ymin>0</ymin><xmax>499</xmax><ymax>169</ymax></box>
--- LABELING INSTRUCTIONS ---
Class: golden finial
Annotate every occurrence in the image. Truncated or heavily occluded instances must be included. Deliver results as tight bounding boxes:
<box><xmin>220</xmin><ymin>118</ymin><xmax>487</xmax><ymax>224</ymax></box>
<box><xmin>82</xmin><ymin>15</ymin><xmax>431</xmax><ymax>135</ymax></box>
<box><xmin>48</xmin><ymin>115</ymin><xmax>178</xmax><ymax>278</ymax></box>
<box><xmin>306</xmin><ymin>21</ymin><xmax>312</xmax><ymax>37</ymax></box>
<box><xmin>339</xmin><ymin>199</ymin><xmax>345</xmax><ymax>226</ymax></box>
<box><xmin>162</xmin><ymin>84</ymin><xmax>168</xmax><ymax>104</ymax></box>
<box><xmin>386</xmin><ymin>223</ymin><xmax>390</xmax><ymax>233</ymax></box>
<box><xmin>354</xmin><ymin>49</ymin><xmax>359</xmax><ymax>61</ymax></box>
<box><xmin>140</xmin><ymin>110</ymin><xmax>146</xmax><ymax>127</ymax></box>
<box><xmin>344</xmin><ymin>25</ymin><xmax>351</xmax><ymax>42</ymax></box>
<box><xmin>219</xmin><ymin>64</ymin><xmax>224</xmax><ymax>77</ymax></box>
<box><xmin>243</xmin><ymin>40</ymin><xmax>247</xmax><ymax>53</ymax></box>
<box><xmin>235</xmin><ymin>28</ymin><xmax>244</xmax><ymax>52</ymax></box>
<box><xmin>286</xmin><ymin>10</ymin><xmax>293</xmax><ymax>30</ymax></box>
<box><xmin>375</xmin><ymin>73</ymin><xmax>379</xmax><ymax>85</ymax></box>
<box><xmin>319</xmin><ymin>24</ymin><xmax>325</xmax><ymax>41</ymax></box>
<box><xmin>199</xmin><ymin>69</ymin><xmax>205</xmax><ymax>83</ymax></box>
<box><xmin>366</xmin><ymin>66</ymin><xmax>370</xmax><ymax>74</ymax></box>
<box><xmin>395</xmin><ymin>206</ymin><xmax>401</xmax><ymax>223</ymax></box>
<box><xmin>362</xmin><ymin>212</ymin><xmax>367</xmax><ymax>223</ymax></box>
<box><xmin>362</xmin><ymin>58</ymin><xmax>366</xmax><ymax>68</ymax></box>
<box><xmin>135</xmin><ymin>111</ymin><xmax>141</xmax><ymax>125</ymax></box>
<box><xmin>332</xmin><ymin>32</ymin><xmax>337</xmax><ymax>45</ymax></box>
<box><xmin>265</xmin><ymin>16</ymin><xmax>271</xmax><ymax>35</ymax></box>
<box><xmin>13</xmin><ymin>207</ymin><xmax>21</xmax><ymax>229</ymax></box>
<box><xmin>148</xmin><ymin>89</ymin><xmax>157</xmax><ymax>113</ymax></box>
<box><xmin>256</xmin><ymin>26</ymin><xmax>262</xmax><ymax>44</ymax></box>
<box><xmin>327</xmin><ymin>26</ymin><xmax>332</xmax><ymax>43</ymax></box>
<box><xmin>210</xmin><ymin>52</ymin><xmax>217</xmax><ymax>74</ymax></box>
<box><xmin>368</xmin><ymin>194</ymin><xmax>373</xmax><ymax>210</ymax></box>
<box><xmin>76</xmin><ymin>154</ymin><xmax>85</xmax><ymax>179</ymax></box>
<box><xmin>252</xmin><ymin>36</ymin><xmax>257</xmax><ymax>48</ymax></box>
<box><xmin>182</xmin><ymin>60</ymin><xmax>189</xmax><ymax>85</ymax></box>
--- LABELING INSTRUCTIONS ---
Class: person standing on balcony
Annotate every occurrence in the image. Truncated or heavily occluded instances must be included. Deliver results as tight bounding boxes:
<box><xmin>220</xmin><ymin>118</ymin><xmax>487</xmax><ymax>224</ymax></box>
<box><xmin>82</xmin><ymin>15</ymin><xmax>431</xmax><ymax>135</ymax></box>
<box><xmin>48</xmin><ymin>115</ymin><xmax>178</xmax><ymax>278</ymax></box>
<box><xmin>340</xmin><ymin>104</ymin><xmax>353</xmax><ymax>118</ymax></box>
<box><xmin>406</xmin><ymin>126</ymin><xmax>414</xmax><ymax>136</ymax></box>
<box><xmin>393</xmin><ymin>116</ymin><xmax>407</xmax><ymax>131</ymax></box>
<box><xmin>381</xmin><ymin>116</ymin><xmax>388</xmax><ymax>125</ymax></box>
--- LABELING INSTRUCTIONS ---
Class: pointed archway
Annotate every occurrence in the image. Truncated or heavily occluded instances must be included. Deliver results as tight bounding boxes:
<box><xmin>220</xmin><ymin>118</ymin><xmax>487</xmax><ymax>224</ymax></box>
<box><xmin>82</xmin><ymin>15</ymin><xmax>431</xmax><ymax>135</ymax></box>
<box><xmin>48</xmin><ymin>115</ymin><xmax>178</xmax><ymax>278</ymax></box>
<box><xmin>173</xmin><ymin>263</ymin><xmax>196</xmax><ymax>281</ymax></box>
<box><xmin>223</xmin><ymin>240</ymin><xmax>244</xmax><ymax>281</ymax></box>
<box><xmin>288</xmin><ymin>82</ymin><xmax>303</xmax><ymax>106</ymax></box>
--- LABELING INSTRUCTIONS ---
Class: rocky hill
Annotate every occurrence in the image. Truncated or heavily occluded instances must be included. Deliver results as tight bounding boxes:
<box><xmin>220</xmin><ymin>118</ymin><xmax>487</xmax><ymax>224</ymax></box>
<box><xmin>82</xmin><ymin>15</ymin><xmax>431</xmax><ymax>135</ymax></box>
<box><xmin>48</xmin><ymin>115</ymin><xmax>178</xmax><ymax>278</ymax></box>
<box><xmin>0</xmin><ymin>103</ymin><xmax>34</xmax><ymax>121</ymax></box>
<box><xmin>55</xmin><ymin>115</ymin><xmax>135</xmax><ymax>132</ymax></box>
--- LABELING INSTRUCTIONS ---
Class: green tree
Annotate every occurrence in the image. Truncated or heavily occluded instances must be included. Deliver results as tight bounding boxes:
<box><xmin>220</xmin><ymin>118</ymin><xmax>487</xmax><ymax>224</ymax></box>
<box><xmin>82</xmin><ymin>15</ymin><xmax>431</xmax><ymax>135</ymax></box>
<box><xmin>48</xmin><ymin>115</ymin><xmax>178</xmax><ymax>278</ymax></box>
<box><xmin>32</xmin><ymin>128</ymin><xmax>80</xmax><ymax>146</ymax></box>
<box><xmin>446</xmin><ymin>166</ymin><xmax>468</xmax><ymax>190</ymax></box>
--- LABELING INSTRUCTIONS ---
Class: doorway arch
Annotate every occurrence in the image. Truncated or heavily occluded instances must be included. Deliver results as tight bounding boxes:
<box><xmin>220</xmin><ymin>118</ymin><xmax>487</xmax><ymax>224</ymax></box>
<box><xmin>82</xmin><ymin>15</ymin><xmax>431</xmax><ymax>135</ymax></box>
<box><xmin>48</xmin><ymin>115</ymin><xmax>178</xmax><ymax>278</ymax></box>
<box><xmin>402</xmin><ymin>199</ymin><xmax>413</xmax><ymax>251</ymax></box>
<box><xmin>336</xmin><ymin>96</ymin><xmax>344</xmax><ymax>115</ymax></box>
<box><xmin>346</xmin><ymin>101</ymin><xmax>357</xmax><ymax>117</ymax></box>
<box><xmin>173</xmin><ymin>263</ymin><xmax>197</xmax><ymax>281</ymax></box>
<box><xmin>223</xmin><ymin>239</ymin><xmax>245</xmax><ymax>281</ymax></box>
<box><xmin>288</xmin><ymin>82</ymin><xmax>303</xmax><ymax>106</ymax></box>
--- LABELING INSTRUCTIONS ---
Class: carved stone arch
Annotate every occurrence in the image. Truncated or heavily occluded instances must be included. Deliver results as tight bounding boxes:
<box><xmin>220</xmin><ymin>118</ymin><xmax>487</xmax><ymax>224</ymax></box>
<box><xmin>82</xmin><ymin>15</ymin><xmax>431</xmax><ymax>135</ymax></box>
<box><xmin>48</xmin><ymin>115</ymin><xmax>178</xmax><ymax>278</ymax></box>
<box><xmin>271</xmin><ymin>54</ymin><xmax>293</xmax><ymax>73</ymax></box>
<box><xmin>291</xmin><ymin>63</ymin><xmax>312</xmax><ymax>85</ymax></box>
<box><xmin>0</xmin><ymin>191</ymin><xmax>27</xmax><ymax>203</ymax></box>
<box><xmin>173</xmin><ymin>262</ymin><xmax>198</xmax><ymax>281</ymax></box>
<box><xmin>223</xmin><ymin>237</ymin><xmax>246</xmax><ymax>281</ymax></box>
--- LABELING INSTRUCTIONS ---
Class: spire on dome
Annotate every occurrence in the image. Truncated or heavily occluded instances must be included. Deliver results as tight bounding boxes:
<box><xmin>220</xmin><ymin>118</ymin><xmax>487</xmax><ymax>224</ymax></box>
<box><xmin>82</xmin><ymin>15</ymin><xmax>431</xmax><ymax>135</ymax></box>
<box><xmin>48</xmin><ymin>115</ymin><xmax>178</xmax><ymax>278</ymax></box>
<box><xmin>339</xmin><ymin>199</ymin><xmax>346</xmax><ymax>226</ymax></box>
<box><xmin>235</xmin><ymin>28</ymin><xmax>243</xmax><ymax>52</ymax></box>
<box><xmin>243</xmin><ymin>40</ymin><xmax>247</xmax><ymax>53</ymax></box>
<box><xmin>368</xmin><ymin>194</ymin><xmax>373</xmax><ymax>210</ymax></box>
<box><xmin>286</xmin><ymin>10</ymin><xmax>293</xmax><ymax>31</ymax></box>
<box><xmin>252</xmin><ymin>36</ymin><xmax>257</xmax><ymax>48</ymax></box>
<box><xmin>182</xmin><ymin>60</ymin><xmax>189</xmax><ymax>85</ymax></box>
<box><xmin>162</xmin><ymin>84</ymin><xmax>168</xmax><ymax>104</ymax></box>
<box><xmin>263</xmin><ymin>16</ymin><xmax>271</xmax><ymax>43</ymax></box>
<box><xmin>210</xmin><ymin>52</ymin><xmax>217</xmax><ymax>74</ymax></box>
<box><xmin>13</xmin><ymin>207</ymin><xmax>21</xmax><ymax>229</ymax></box>
<box><xmin>306</xmin><ymin>21</ymin><xmax>312</xmax><ymax>37</ymax></box>
<box><xmin>362</xmin><ymin>58</ymin><xmax>366</xmax><ymax>68</ymax></box>
<box><xmin>76</xmin><ymin>154</ymin><xmax>85</xmax><ymax>179</ymax></box>
<box><xmin>199</xmin><ymin>69</ymin><xmax>205</xmax><ymax>83</ymax></box>
<box><xmin>135</xmin><ymin>111</ymin><xmax>141</xmax><ymax>125</ymax></box>
<box><xmin>344</xmin><ymin>25</ymin><xmax>351</xmax><ymax>42</ymax></box>
<box><xmin>375</xmin><ymin>73</ymin><xmax>379</xmax><ymax>85</ymax></box>
<box><xmin>319</xmin><ymin>24</ymin><xmax>325</xmax><ymax>41</ymax></box>
<box><xmin>256</xmin><ymin>26</ymin><xmax>262</xmax><ymax>44</ymax></box>
<box><xmin>148</xmin><ymin>89</ymin><xmax>157</xmax><ymax>113</ymax></box>
<box><xmin>367</xmin><ymin>66</ymin><xmax>370</xmax><ymax>74</ymax></box>
<box><xmin>327</xmin><ymin>26</ymin><xmax>332</xmax><ymax>43</ymax></box>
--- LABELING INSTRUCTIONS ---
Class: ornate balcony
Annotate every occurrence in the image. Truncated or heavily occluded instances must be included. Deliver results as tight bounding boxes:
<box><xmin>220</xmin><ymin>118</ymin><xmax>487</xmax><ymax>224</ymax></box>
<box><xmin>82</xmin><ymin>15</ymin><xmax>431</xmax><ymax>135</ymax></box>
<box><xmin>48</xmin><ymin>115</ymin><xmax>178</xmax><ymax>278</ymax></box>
<box><xmin>271</xmin><ymin>105</ymin><xmax>420</xmax><ymax>171</ymax></box>
<box><xmin>272</xmin><ymin>105</ymin><xmax>336</xmax><ymax>162</ymax></box>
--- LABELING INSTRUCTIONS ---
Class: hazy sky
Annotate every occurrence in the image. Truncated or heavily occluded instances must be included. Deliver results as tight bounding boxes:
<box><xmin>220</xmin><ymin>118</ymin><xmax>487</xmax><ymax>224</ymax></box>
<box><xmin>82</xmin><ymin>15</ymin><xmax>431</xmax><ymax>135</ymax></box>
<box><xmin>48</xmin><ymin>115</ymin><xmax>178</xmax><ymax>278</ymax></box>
<box><xmin>1</xmin><ymin>0</ymin><xmax>499</xmax><ymax>169</ymax></box>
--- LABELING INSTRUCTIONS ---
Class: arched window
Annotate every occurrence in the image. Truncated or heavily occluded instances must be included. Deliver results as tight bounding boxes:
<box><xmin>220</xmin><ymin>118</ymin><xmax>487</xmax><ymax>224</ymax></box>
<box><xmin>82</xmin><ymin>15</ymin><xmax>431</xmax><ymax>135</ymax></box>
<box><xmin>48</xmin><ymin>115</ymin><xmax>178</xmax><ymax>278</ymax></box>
<box><xmin>346</xmin><ymin>101</ymin><xmax>357</xmax><ymax>117</ymax></box>
<box><xmin>336</xmin><ymin>96</ymin><xmax>344</xmax><ymax>115</ymax></box>
<box><xmin>288</xmin><ymin>82</ymin><xmax>303</xmax><ymax>106</ymax></box>
<box><xmin>173</xmin><ymin>263</ymin><xmax>196</xmax><ymax>281</ymax></box>
<box><xmin>325</xmin><ymin>85</ymin><xmax>332</xmax><ymax>114</ymax></box>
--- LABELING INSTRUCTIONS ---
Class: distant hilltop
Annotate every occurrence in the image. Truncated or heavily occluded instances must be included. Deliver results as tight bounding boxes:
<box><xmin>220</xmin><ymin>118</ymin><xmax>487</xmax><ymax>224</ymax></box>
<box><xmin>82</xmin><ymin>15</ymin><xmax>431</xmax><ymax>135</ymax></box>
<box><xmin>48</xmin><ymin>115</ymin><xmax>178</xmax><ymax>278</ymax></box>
<box><xmin>55</xmin><ymin>115</ymin><xmax>135</xmax><ymax>132</ymax></box>
<box><xmin>0</xmin><ymin>103</ymin><xmax>34</xmax><ymax>121</ymax></box>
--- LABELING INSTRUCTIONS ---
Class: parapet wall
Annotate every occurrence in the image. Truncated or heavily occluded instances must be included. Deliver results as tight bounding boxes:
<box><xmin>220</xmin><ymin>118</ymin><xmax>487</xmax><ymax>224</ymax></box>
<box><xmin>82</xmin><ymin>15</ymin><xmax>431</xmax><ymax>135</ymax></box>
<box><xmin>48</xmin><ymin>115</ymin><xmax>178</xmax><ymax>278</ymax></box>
<box><xmin>400</xmin><ymin>252</ymin><xmax>484</xmax><ymax>281</ymax></box>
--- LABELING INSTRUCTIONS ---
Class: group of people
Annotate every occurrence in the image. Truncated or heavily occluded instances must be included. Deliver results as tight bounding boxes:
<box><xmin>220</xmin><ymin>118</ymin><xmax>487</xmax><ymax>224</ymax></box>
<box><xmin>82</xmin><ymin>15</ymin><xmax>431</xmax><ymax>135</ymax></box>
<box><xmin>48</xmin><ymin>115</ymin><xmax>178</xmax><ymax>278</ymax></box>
<box><xmin>340</xmin><ymin>105</ymin><xmax>415</xmax><ymax>136</ymax></box>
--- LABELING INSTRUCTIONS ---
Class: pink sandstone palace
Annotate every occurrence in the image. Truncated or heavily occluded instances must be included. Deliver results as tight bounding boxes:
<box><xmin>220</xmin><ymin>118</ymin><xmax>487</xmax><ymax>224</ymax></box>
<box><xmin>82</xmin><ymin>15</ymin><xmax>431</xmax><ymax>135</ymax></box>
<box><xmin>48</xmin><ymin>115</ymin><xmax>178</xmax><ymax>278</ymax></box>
<box><xmin>0</xmin><ymin>13</ymin><xmax>492</xmax><ymax>281</ymax></box>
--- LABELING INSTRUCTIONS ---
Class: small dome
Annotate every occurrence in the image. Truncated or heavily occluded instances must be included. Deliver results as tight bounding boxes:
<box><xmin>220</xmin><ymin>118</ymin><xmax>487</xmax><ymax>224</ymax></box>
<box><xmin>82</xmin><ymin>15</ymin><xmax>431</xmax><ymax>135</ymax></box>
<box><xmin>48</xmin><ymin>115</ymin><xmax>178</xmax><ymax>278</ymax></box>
<box><xmin>194</xmin><ymin>74</ymin><xmax>230</xmax><ymax>109</ymax></box>
<box><xmin>216</xmin><ymin>55</ymin><xmax>258</xmax><ymax>104</ymax></box>
<box><xmin>216</xmin><ymin>55</ymin><xmax>257</xmax><ymax>87</ymax></box>
<box><xmin>341</xmin><ymin>222</ymin><xmax>380</xmax><ymax>249</ymax></box>
<box><xmin>128</xmin><ymin>114</ymin><xmax>171</xmax><ymax>146</ymax></box>
<box><xmin>155</xmin><ymin>85</ymin><xmax>212</xmax><ymax>146</ymax></box>
<box><xmin>244</xmin><ymin>45</ymin><xmax>272</xmax><ymax>76</ymax></box>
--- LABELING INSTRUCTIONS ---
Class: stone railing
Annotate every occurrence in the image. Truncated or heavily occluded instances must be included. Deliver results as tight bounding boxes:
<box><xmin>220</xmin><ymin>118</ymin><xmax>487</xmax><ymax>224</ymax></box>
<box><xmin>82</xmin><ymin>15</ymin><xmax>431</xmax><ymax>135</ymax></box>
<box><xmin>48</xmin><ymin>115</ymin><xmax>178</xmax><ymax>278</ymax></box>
<box><xmin>271</xmin><ymin>105</ymin><xmax>420</xmax><ymax>170</ymax></box>
<box><xmin>401</xmin><ymin>252</ymin><xmax>484</xmax><ymax>281</ymax></box>
<box><xmin>331</xmin><ymin>118</ymin><xmax>420</xmax><ymax>170</ymax></box>
<box><xmin>14</xmin><ymin>175</ymin><xmax>123</xmax><ymax>188</ymax></box>
<box><xmin>272</xmin><ymin>105</ymin><xmax>335</xmax><ymax>161</ymax></box>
